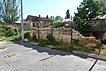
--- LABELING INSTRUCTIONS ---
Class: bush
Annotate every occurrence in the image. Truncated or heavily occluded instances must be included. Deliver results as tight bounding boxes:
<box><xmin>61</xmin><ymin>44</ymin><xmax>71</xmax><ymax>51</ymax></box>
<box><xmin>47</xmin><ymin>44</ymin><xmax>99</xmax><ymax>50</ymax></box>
<box><xmin>32</xmin><ymin>33</ymin><xmax>37</xmax><ymax>42</ymax></box>
<box><xmin>8</xmin><ymin>29</ymin><xmax>15</xmax><ymax>36</ymax></box>
<box><xmin>0</xmin><ymin>25</ymin><xmax>20</xmax><ymax>37</ymax></box>
<box><xmin>72</xmin><ymin>39</ymin><xmax>95</xmax><ymax>53</ymax></box>
<box><xmin>24</xmin><ymin>31</ymin><xmax>30</xmax><ymax>38</ymax></box>
<box><xmin>46</xmin><ymin>33</ymin><xmax>57</xmax><ymax>45</ymax></box>
<box><xmin>0</xmin><ymin>25</ymin><xmax>21</xmax><ymax>41</ymax></box>
<box><xmin>14</xmin><ymin>28</ymin><xmax>20</xmax><ymax>35</ymax></box>
<box><xmin>38</xmin><ymin>39</ymin><xmax>48</xmax><ymax>46</ymax></box>
<box><xmin>38</xmin><ymin>33</ymin><xmax>57</xmax><ymax>46</ymax></box>
<box><xmin>52</xmin><ymin>22</ymin><xmax>65</xmax><ymax>28</ymax></box>
<box><xmin>12</xmin><ymin>35</ymin><xmax>22</xmax><ymax>41</ymax></box>
<box><xmin>102</xmin><ymin>40</ymin><xmax>106</xmax><ymax>45</ymax></box>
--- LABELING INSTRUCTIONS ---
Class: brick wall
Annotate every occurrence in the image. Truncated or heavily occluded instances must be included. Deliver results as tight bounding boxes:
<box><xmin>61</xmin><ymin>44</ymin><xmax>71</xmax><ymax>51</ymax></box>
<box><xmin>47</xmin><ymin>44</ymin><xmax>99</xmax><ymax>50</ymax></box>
<box><xmin>30</xmin><ymin>28</ymin><xmax>100</xmax><ymax>48</ymax></box>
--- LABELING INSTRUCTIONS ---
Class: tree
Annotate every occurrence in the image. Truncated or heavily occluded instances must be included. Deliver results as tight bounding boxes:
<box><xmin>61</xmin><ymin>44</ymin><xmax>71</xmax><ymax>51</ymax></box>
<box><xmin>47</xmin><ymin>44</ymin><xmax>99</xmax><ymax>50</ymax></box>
<box><xmin>39</xmin><ymin>14</ymin><xmax>41</xmax><ymax>17</ymax></box>
<box><xmin>73</xmin><ymin>0</ymin><xmax>106</xmax><ymax>36</ymax></box>
<box><xmin>50</xmin><ymin>16</ymin><xmax>52</xmax><ymax>19</ymax></box>
<box><xmin>49</xmin><ymin>16</ymin><xmax>54</xmax><ymax>21</ymax></box>
<box><xmin>95</xmin><ymin>0</ymin><xmax>106</xmax><ymax>17</ymax></box>
<box><xmin>0</xmin><ymin>1</ymin><xmax>2</xmax><ymax>22</ymax></box>
<box><xmin>0</xmin><ymin>0</ymin><xmax>20</xmax><ymax>24</ymax></box>
<box><xmin>65</xmin><ymin>9</ymin><xmax>70</xmax><ymax>19</ymax></box>
<box><xmin>55</xmin><ymin>16</ymin><xmax>63</xmax><ymax>21</ymax></box>
<box><xmin>52</xmin><ymin>16</ymin><xmax>55</xmax><ymax>20</ymax></box>
<box><xmin>46</xmin><ymin>15</ymin><xmax>49</xmax><ymax>18</ymax></box>
<box><xmin>52</xmin><ymin>22</ymin><xmax>65</xmax><ymax>28</ymax></box>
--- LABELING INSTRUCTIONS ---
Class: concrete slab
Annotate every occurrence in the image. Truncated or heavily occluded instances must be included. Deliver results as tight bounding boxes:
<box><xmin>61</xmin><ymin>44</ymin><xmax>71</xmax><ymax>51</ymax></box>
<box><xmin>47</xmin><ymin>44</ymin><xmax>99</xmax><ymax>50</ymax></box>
<box><xmin>0</xmin><ymin>42</ymin><xmax>106</xmax><ymax>71</ymax></box>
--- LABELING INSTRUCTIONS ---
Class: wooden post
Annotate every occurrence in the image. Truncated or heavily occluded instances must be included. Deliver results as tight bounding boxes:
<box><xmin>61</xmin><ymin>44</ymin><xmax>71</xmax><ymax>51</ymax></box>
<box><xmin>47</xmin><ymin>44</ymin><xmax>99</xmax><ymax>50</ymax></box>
<box><xmin>99</xmin><ymin>21</ymin><xmax>103</xmax><ymax>55</ymax></box>
<box><xmin>71</xmin><ymin>19</ymin><xmax>73</xmax><ymax>49</ymax></box>
<box><xmin>38</xmin><ymin>23</ymin><xmax>40</xmax><ymax>41</ymax></box>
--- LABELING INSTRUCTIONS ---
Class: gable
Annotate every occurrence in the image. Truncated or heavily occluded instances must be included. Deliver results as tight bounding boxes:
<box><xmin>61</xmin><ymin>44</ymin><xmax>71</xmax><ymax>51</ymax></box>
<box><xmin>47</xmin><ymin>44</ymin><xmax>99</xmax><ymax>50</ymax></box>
<box><xmin>25</xmin><ymin>15</ymin><xmax>41</xmax><ymax>22</ymax></box>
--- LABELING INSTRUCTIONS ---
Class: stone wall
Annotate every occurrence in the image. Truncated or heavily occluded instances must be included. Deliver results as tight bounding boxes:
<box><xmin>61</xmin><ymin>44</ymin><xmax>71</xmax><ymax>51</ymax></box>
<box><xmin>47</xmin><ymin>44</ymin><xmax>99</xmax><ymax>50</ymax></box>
<box><xmin>30</xmin><ymin>28</ymin><xmax>100</xmax><ymax>48</ymax></box>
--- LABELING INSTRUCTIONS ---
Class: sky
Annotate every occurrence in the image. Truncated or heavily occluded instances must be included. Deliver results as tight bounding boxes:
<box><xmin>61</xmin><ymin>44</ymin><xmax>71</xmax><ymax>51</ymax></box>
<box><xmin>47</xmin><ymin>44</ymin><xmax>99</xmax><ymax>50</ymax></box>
<box><xmin>20</xmin><ymin>0</ymin><xmax>83</xmax><ymax>19</ymax></box>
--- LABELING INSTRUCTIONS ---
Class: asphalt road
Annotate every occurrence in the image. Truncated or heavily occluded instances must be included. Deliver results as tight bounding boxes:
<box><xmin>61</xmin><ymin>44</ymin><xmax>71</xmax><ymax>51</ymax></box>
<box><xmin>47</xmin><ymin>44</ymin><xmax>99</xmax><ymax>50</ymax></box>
<box><xmin>0</xmin><ymin>42</ymin><xmax>106</xmax><ymax>71</ymax></box>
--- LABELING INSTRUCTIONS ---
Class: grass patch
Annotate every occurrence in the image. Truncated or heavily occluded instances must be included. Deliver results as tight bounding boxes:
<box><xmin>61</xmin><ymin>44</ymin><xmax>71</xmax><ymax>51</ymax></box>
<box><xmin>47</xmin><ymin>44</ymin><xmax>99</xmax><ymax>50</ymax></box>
<box><xmin>0</xmin><ymin>35</ymin><xmax>21</xmax><ymax>41</ymax></box>
<box><xmin>53</xmin><ymin>41</ymin><xmax>72</xmax><ymax>52</ymax></box>
<box><xmin>38</xmin><ymin>33</ymin><xmax>57</xmax><ymax>46</ymax></box>
<box><xmin>100</xmin><ymin>49</ymin><xmax>106</xmax><ymax>56</ymax></box>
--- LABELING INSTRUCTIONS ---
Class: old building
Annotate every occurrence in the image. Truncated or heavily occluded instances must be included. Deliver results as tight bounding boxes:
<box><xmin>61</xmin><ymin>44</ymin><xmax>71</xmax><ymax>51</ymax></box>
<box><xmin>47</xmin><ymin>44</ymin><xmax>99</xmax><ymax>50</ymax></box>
<box><xmin>25</xmin><ymin>15</ymin><xmax>53</xmax><ymax>30</ymax></box>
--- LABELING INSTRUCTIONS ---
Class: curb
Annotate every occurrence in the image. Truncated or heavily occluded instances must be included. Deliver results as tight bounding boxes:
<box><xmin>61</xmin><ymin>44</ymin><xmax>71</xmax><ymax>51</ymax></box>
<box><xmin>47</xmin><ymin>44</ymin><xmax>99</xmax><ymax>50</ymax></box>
<box><xmin>72</xmin><ymin>51</ymin><xmax>106</xmax><ymax>61</ymax></box>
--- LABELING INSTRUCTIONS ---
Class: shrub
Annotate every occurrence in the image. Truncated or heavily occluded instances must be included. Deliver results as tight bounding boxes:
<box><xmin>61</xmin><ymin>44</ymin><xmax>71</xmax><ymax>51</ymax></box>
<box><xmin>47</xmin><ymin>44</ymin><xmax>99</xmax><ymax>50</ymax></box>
<box><xmin>13</xmin><ymin>28</ymin><xmax>20</xmax><ymax>35</ymax></box>
<box><xmin>32</xmin><ymin>33</ymin><xmax>37</xmax><ymax>42</ymax></box>
<box><xmin>38</xmin><ymin>33</ymin><xmax>57</xmax><ymax>46</ymax></box>
<box><xmin>13</xmin><ymin>35</ymin><xmax>22</xmax><ymax>41</ymax></box>
<box><xmin>24</xmin><ymin>31</ymin><xmax>30</xmax><ymax>38</ymax></box>
<box><xmin>46</xmin><ymin>33</ymin><xmax>57</xmax><ymax>45</ymax></box>
<box><xmin>102</xmin><ymin>40</ymin><xmax>106</xmax><ymax>45</ymax></box>
<box><xmin>0</xmin><ymin>25</ymin><xmax>20</xmax><ymax>37</ymax></box>
<box><xmin>8</xmin><ymin>29</ymin><xmax>15</xmax><ymax>36</ymax></box>
<box><xmin>72</xmin><ymin>39</ymin><xmax>95</xmax><ymax>53</ymax></box>
<box><xmin>52</xmin><ymin>22</ymin><xmax>65</xmax><ymax>28</ymax></box>
<box><xmin>38</xmin><ymin>39</ymin><xmax>48</xmax><ymax>46</ymax></box>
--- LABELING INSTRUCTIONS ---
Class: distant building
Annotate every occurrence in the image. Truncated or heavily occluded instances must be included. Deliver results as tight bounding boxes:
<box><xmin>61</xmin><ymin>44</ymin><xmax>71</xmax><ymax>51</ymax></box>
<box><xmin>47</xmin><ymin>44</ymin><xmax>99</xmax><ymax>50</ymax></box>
<box><xmin>91</xmin><ymin>15</ymin><xmax>106</xmax><ymax>40</ymax></box>
<box><xmin>62</xmin><ymin>19</ymin><xmax>78</xmax><ymax>28</ymax></box>
<box><xmin>25</xmin><ymin>15</ymin><xmax>53</xmax><ymax>29</ymax></box>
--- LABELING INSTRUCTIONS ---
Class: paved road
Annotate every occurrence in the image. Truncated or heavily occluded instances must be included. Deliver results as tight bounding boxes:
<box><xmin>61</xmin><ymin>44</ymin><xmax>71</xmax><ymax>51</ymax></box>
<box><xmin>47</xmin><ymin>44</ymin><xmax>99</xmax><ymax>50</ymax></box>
<box><xmin>0</xmin><ymin>42</ymin><xmax>106</xmax><ymax>71</ymax></box>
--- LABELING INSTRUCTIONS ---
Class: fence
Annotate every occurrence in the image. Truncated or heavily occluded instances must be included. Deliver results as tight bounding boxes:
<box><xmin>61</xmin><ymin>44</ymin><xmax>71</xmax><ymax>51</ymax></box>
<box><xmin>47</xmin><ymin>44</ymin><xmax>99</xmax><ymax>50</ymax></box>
<box><xmin>30</xmin><ymin>27</ymin><xmax>100</xmax><ymax>48</ymax></box>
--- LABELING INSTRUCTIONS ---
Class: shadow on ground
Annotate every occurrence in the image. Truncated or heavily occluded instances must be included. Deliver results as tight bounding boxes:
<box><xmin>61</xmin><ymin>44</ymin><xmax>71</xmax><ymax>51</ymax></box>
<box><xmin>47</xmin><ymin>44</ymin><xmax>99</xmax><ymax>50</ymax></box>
<box><xmin>12</xmin><ymin>42</ymin><xmax>90</xmax><ymax>59</ymax></box>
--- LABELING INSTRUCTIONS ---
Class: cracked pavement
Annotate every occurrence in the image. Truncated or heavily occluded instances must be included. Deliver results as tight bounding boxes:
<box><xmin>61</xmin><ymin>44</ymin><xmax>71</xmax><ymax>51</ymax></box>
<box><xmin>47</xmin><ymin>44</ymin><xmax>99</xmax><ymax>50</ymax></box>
<box><xmin>0</xmin><ymin>42</ymin><xmax>106</xmax><ymax>71</ymax></box>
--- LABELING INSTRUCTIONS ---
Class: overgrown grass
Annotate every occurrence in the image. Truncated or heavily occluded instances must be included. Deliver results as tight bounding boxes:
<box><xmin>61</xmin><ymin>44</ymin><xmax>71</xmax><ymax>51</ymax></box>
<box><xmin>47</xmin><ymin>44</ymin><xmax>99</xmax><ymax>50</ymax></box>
<box><xmin>0</xmin><ymin>25</ymin><xmax>21</xmax><ymax>41</ymax></box>
<box><xmin>53</xmin><ymin>40</ymin><xmax>96</xmax><ymax>53</ymax></box>
<box><xmin>0</xmin><ymin>35</ymin><xmax>21</xmax><ymax>41</ymax></box>
<box><xmin>38</xmin><ymin>33</ymin><xmax>58</xmax><ymax>46</ymax></box>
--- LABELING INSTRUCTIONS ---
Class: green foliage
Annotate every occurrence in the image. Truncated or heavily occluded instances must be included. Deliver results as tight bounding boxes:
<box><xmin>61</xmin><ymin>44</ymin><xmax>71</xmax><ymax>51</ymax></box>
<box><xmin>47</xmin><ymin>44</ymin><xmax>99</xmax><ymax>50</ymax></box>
<box><xmin>32</xmin><ymin>33</ymin><xmax>37</xmax><ymax>42</ymax></box>
<box><xmin>14</xmin><ymin>28</ymin><xmax>20</xmax><ymax>35</ymax></box>
<box><xmin>76</xmin><ymin>23</ymin><xmax>94</xmax><ymax>36</ymax></box>
<box><xmin>55</xmin><ymin>16</ymin><xmax>63</xmax><ymax>21</ymax></box>
<box><xmin>0</xmin><ymin>0</ymin><xmax>20</xmax><ymax>24</ymax></box>
<box><xmin>8</xmin><ymin>29</ymin><xmax>15</xmax><ymax>36</ymax></box>
<box><xmin>39</xmin><ymin>33</ymin><xmax>57</xmax><ymax>46</ymax></box>
<box><xmin>94</xmin><ymin>0</ymin><xmax>106</xmax><ymax>16</ymax></box>
<box><xmin>52</xmin><ymin>22</ymin><xmax>65</xmax><ymax>28</ymax></box>
<box><xmin>73</xmin><ymin>0</ymin><xmax>106</xmax><ymax>36</ymax></box>
<box><xmin>46</xmin><ymin>33</ymin><xmax>57</xmax><ymax>45</ymax></box>
<box><xmin>24</xmin><ymin>31</ymin><xmax>30</xmax><ymax>38</ymax></box>
<box><xmin>72</xmin><ymin>39</ymin><xmax>95</xmax><ymax>53</ymax></box>
<box><xmin>0</xmin><ymin>35</ymin><xmax>21</xmax><ymax>41</ymax></box>
<box><xmin>0</xmin><ymin>25</ymin><xmax>21</xmax><ymax>41</ymax></box>
<box><xmin>54</xmin><ymin>39</ymin><xmax>95</xmax><ymax>53</ymax></box>
<box><xmin>38</xmin><ymin>39</ymin><xmax>48</xmax><ymax>46</ymax></box>
<box><xmin>0</xmin><ymin>26</ymin><xmax>20</xmax><ymax>37</ymax></box>
<box><xmin>102</xmin><ymin>40</ymin><xmax>106</xmax><ymax>45</ymax></box>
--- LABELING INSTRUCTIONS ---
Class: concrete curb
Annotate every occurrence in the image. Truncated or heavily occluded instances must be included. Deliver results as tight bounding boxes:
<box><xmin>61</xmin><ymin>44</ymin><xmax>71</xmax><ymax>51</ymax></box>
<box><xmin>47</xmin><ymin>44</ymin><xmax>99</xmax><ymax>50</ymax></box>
<box><xmin>72</xmin><ymin>51</ymin><xmax>106</xmax><ymax>61</ymax></box>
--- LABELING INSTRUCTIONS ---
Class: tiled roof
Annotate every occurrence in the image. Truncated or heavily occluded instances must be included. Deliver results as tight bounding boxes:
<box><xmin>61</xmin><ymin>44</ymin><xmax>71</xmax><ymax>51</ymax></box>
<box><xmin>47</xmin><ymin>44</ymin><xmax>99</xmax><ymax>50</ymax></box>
<box><xmin>25</xmin><ymin>15</ymin><xmax>41</xmax><ymax>22</ymax></box>
<box><xmin>25</xmin><ymin>15</ymin><xmax>53</xmax><ymax>22</ymax></box>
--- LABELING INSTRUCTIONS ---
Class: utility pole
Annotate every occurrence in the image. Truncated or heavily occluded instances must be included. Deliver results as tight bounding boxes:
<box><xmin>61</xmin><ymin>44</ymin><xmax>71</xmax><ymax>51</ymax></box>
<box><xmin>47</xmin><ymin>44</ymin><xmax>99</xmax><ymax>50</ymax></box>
<box><xmin>21</xmin><ymin>0</ymin><xmax>24</xmax><ymax>41</ymax></box>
